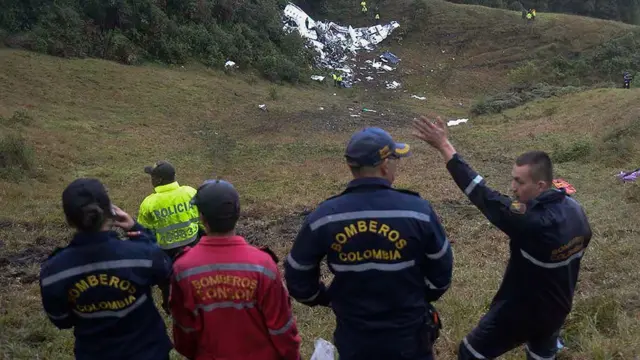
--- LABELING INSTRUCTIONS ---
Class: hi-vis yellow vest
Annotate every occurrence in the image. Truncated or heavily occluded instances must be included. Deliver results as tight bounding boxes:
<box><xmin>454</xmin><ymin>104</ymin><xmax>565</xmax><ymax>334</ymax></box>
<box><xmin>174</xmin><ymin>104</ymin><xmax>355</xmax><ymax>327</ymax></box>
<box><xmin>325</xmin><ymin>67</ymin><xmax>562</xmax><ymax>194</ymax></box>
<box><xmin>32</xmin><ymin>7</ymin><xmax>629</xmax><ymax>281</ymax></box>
<box><xmin>137</xmin><ymin>182</ymin><xmax>202</xmax><ymax>250</ymax></box>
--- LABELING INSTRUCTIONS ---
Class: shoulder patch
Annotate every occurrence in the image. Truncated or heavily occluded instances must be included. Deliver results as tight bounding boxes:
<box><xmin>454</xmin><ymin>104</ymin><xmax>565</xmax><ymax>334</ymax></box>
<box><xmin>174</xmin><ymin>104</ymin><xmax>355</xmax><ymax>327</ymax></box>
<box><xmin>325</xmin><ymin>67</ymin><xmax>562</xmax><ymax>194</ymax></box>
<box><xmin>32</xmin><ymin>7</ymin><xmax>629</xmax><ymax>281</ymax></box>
<box><xmin>393</xmin><ymin>188</ymin><xmax>421</xmax><ymax>197</ymax></box>
<box><xmin>258</xmin><ymin>246</ymin><xmax>280</xmax><ymax>264</ymax></box>
<box><xmin>509</xmin><ymin>200</ymin><xmax>527</xmax><ymax>214</ymax></box>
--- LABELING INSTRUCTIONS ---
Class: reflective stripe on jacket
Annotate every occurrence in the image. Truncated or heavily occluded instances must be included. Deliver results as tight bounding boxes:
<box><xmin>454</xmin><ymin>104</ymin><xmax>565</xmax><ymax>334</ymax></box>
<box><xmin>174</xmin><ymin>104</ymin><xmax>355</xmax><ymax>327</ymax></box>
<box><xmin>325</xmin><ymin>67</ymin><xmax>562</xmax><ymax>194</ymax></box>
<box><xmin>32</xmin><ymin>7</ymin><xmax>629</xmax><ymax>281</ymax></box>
<box><xmin>284</xmin><ymin>177</ymin><xmax>453</xmax><ymax>337</ymax></box>
<box><xmin>39</xmin><ymin>223</ymin><xmax>173</xmax><ymax>360</ymax></box>
<box><xmin>137</xmin><ymin>182</ymin><xmax>201</xmax><ymax>250</ymax></box>
<box><xmin>446</xmin><ymin>153</ymin><xmax>592</xmax><ymax>323</ymax></box>
<box><xmin>170</xmin><ymin>235</ymin><xmax>301</xmax><ymax>360</ymax></box>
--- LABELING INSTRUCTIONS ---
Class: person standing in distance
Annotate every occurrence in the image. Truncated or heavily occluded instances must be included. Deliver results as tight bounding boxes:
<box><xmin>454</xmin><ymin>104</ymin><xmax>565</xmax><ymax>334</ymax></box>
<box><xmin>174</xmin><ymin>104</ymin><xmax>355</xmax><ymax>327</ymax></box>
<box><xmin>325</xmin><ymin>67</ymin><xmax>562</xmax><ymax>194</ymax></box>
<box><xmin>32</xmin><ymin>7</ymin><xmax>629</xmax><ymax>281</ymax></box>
<box><xmin>39</xmin><ymin>178</ymin><xmax>173</xmax><ymax>360</ymax></box>
<box><xmin>412</xmin><ymin>116</ymin><xmax>592</xmax><ymax>360</ymax></box>
<box><xmin>284</xmin><ymin>127</ymin><xmax>453</xmax><ymax>360</ymax></box>
<box><xmin>169</xmin><ymin>179</ymin><xmax>302</xmax><ymax>360</ymax></box>
<box><xmin>137</xmin><ymin>160</ymin><xmax>204</xmax><ymax>311</ymax></box>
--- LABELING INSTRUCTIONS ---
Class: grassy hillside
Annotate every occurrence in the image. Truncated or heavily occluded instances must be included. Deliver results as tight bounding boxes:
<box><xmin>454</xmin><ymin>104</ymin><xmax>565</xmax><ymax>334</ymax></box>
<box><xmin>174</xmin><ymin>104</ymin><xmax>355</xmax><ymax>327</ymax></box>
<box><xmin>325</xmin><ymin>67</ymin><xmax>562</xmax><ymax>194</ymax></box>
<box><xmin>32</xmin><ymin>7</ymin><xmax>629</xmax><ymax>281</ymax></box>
<box><xmin>1</xmin><ymin>1</ymin><xmax>640</xmax><ymax>359</ymax></box>
<box><xmin>351</xmin><ymin>0</ymin><xmax>640</xmax><ymax>98</ymax></box>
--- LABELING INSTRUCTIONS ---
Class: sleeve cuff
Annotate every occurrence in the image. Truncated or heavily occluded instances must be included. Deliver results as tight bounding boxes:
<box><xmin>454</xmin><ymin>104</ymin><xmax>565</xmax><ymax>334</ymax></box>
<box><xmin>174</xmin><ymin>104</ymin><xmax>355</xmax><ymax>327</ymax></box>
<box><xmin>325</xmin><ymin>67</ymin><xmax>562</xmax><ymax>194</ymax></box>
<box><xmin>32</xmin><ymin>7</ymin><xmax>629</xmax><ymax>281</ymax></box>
<box><xmin>445</xmin><ymin>152</ymin><xmax>462</xmax><ymax>171</ymax></box>
<box><xmin>130</xmin><ymin>222</ymin><xmax>146</xmax><ymax>232</ymax></box>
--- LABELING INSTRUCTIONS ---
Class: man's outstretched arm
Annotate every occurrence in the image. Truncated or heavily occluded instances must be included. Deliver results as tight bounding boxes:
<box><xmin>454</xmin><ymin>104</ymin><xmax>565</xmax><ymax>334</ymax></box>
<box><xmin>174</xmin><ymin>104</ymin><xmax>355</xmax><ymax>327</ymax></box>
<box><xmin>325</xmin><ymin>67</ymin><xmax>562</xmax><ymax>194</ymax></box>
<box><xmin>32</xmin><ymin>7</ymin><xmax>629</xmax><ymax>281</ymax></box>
<box><xmin>412</xmin><ymin>116</ymin><xmax>529</xmax><ymax>236</ymax></box>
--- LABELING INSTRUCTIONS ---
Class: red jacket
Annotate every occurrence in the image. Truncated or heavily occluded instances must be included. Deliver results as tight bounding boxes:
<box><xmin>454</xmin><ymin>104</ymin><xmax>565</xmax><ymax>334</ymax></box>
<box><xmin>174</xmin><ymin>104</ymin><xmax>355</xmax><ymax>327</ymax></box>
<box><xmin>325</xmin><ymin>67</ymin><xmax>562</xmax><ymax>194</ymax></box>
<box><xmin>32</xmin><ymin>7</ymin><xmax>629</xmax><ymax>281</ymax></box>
<box><xmin>169</xmin><ymin>235</ymin><xmax>302</xmax><ymax>360</ymax></box>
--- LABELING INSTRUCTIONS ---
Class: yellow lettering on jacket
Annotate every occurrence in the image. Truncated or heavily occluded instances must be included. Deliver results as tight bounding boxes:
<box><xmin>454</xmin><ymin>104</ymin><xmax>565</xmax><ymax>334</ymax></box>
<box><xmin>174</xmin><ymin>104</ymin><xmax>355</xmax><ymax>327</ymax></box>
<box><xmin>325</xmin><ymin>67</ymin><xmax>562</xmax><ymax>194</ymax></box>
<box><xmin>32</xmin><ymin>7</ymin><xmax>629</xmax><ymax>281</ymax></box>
<box><xmin>192</xmin><ymin>275</ymin><xmax>258</xmax><ymax>302</ymax></box>
<box><xmin>551</xmin><ymin>236</ymin><xmax>585</xmax><ymax>261</ymax></box>
<box><xmin>338</xmin><ymin>249</ymin><xmax>402</xmax><ymax>262</ymax></box>
<box><xmin>330</xmin><ymin>220</ymin><xmax>408</xmax><ymax>253</ymax></box>
<box><xmin>75</xmin><ymin>295</ymin><xmax>137</xmax><ymax>313</ymax></box>
<box><xmin>68</xmin><ymin>274</ymin><xmax>137</xmax><ymax>302</ymax></box>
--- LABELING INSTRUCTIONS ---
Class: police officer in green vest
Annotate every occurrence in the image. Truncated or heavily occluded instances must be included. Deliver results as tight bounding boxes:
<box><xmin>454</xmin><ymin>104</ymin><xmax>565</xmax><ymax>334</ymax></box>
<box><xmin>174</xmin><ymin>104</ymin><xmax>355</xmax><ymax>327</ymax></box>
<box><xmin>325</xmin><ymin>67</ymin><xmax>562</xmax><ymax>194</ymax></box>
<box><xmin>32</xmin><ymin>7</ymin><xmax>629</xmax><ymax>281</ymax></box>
<box><xmin>137</xmin><ymin>160</ymin><xmax>204</xmax><ymax>311</ymax></box>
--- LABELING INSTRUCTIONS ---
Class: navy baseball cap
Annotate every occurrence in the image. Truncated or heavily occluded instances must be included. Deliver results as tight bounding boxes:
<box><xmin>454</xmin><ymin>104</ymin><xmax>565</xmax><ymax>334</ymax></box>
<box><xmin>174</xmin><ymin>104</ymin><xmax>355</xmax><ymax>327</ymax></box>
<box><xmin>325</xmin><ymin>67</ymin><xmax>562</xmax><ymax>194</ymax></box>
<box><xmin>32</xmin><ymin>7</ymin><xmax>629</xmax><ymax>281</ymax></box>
<box><xmin>191</xmin><ymin>179</ymin><xmax>240</xmax><ymax>219</ymax></box>
<box><xmin>345</xmin><ymin>127</ymin><xmax>411</xmax><ymax>167</ymax></box>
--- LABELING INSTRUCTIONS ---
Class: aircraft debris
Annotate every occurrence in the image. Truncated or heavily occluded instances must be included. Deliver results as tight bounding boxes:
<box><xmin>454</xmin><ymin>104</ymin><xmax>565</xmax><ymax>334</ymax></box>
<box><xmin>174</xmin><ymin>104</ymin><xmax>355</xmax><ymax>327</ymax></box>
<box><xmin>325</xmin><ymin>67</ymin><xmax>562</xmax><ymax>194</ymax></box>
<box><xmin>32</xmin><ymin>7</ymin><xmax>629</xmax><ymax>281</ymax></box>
<box><xmin>447</xmin><ymin>118</ymin><xmax>469</xmax><ymax>126</ymax></box>
<box><xmin>385</xmin><ymin>81</ymin><xmax>401</xmax><ymax>89</ymax></box>
<box><xmin>283</xmin><ymin>3</ymin><xmax>400</xmax><ymax>88</ymax></box>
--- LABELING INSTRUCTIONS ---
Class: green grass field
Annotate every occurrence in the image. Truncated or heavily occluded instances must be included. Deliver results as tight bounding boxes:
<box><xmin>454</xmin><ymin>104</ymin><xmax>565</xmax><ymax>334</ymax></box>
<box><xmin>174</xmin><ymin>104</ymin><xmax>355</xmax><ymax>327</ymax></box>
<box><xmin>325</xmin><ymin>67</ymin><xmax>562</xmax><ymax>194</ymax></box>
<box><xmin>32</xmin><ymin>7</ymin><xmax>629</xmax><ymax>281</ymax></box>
<box><xmin>1</xmin><ymin>1</ymin><xmax>640</xmax><ymax>359</ymax></box>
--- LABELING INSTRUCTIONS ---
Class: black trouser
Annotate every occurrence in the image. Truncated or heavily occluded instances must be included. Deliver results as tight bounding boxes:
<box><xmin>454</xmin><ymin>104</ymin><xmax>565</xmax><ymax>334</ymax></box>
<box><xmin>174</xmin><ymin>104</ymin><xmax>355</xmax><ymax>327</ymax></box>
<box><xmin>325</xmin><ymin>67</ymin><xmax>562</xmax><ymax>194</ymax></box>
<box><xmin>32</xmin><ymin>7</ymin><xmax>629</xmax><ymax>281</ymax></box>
<box><xmin>457</xmin><ymin>302</ymin><xmax>563</xmax><ymax>360</ymax></box>
<box><xmin>334</xmin><ymin>329</ymin><xmax>435</xmax><ymax>360</ymax></box>
<box><xmin>334</xmin><ymin>306</ymin><xmax>440</xmax><ymax>360</ymax></box>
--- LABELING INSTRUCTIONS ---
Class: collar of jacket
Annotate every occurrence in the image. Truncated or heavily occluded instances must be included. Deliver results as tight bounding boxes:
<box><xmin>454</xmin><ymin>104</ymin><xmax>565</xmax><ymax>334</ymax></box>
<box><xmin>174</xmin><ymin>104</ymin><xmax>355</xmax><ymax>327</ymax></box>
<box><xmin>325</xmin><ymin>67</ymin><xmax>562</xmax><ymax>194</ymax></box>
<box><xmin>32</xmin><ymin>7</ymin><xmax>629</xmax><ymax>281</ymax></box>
<box><xmin>154</xmin><ymin>181</ymin><xmax>180</xmax><ymax>193</ymax></box>
<box><xmin>346</xmin><ymin>177</ymin><xmax>392</xmax><ymax>190</ymax></box>
<box><xmin>70</xmin><ymin>230</ymin><xmax>116</xmax><ymax>246</ymax></box>
<box><xmin>199</xmin><ymin>235</ymin><xmax>247</xmax><ymax>246</ymax></box>
<box><xmin>530</xmin><ymin>188</ymin><xmax>566</xmax><ymax>207</ymax></box>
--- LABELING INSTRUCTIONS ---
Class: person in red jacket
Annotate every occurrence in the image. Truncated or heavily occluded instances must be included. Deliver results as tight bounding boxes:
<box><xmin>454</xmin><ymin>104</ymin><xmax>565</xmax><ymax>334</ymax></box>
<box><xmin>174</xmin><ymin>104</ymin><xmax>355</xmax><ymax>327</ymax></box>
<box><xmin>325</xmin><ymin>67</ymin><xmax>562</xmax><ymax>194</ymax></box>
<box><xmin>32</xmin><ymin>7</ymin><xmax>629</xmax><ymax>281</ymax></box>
<box><xmin>169</xmin><ymin>179</ymin><xmax>301</xmax><ymax>360</ymax></box>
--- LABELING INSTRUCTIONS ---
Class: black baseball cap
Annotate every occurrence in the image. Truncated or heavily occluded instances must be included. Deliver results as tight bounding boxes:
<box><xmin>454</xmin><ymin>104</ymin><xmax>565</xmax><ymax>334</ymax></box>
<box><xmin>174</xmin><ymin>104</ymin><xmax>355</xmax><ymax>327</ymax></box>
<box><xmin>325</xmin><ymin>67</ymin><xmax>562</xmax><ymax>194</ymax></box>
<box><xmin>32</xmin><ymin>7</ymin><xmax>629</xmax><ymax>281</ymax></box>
<box><xmin>345</xmin><ymin>127</ymin><xmax>411</xmax><ymax>167</ymax></box>
<box><xmin>62</xmin><ymin>178</ymin><xmax>112</xmax><ymax>220</ymax></box>
<box><xmin>144</xmin><ymin>160</ymin><xmax>176</xmax><ymax>180</ymax></box>
<box><xmin>190</xmin><ymin>179</ymin><xmax>240</xmax><ymax>219</ymax></box>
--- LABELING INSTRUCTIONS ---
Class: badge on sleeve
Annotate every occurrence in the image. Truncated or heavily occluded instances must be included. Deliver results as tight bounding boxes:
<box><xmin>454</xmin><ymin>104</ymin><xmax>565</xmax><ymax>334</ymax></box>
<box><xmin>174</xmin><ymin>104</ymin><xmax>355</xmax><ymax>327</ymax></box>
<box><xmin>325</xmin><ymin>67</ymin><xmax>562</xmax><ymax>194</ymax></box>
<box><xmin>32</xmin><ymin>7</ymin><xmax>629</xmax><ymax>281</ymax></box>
<box><xmin>509</xmin><ymin>200</ymin><xmax>527</xmax><ymax>214</ymax></box>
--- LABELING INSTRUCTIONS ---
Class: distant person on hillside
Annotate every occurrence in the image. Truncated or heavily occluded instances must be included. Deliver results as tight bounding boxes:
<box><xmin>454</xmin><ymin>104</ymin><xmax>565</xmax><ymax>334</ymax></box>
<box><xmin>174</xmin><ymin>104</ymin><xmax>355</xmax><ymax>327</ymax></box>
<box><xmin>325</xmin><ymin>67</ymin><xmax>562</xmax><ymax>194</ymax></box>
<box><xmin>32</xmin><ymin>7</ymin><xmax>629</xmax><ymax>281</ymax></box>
<box><xmin>169</xmin><ymin>179</ymin><xmax>301</xmax><ymax>360</ymax></box>
<box><xmin>412</xmin><ymin>115</ymin><xmax>593</xmax><ymax>360</ymax></box>
<box><xmin>623</xmin><ymin>71</ymin><xmax>633</xmax><ymax>89</ymax></box>
<box><xmin>39</xmin><ymin>178</ymin><xmax>173</xmax><ymax>360</ymax></box>
<box><xmin>137</xmin><ymin>160</ymin><xmax>204</xmax><ymax>312</ymax></box>
<box><xmin>285</xmin><ymin>127</ymin><xmax>453</xmax><ymax>360</ymax></box>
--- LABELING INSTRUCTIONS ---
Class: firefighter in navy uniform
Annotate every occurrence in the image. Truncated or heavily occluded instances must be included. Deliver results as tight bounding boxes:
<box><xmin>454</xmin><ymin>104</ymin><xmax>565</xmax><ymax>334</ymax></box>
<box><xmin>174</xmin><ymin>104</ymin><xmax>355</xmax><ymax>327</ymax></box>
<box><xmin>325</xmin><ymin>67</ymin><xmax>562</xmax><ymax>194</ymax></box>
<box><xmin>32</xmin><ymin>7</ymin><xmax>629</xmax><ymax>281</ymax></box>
<box><xmin>284</xmin><ymin>127</ymin><xmax>453</xmax><ymax>360</ymax></box>
<box><xmin>39</xmin><ymin>178</ymin><xmax>173</xmax><ymax>360</ymax></box>
<box><xmin>412</xmin><ymin>116</ymin><xmax>593</xmax><ymax>360</ymax></box>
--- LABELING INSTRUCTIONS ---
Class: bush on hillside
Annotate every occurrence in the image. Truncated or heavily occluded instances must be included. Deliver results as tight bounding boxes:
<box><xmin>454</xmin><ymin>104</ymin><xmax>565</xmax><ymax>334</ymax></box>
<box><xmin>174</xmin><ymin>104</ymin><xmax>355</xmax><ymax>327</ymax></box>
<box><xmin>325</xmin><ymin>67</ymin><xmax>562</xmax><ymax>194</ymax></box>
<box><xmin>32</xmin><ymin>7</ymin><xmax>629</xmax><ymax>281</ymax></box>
<box><xmin>471</xmin><ymin>83</ymin><xmax>583</xmax><ymax>115</ymax></box>
<box><xmin>0</xmin><ymin>0</ymin><xmax>314</xmax><ymax>83</ymax></box>
<box><xmin>551</xmin><ymin>139</ymin><xmax>593</xmax><ymax>163</ymax></box>
<box><xmin>0</xmin><ymin>132</ymin><xmax>34</xmax><ymax>179</ymax></box>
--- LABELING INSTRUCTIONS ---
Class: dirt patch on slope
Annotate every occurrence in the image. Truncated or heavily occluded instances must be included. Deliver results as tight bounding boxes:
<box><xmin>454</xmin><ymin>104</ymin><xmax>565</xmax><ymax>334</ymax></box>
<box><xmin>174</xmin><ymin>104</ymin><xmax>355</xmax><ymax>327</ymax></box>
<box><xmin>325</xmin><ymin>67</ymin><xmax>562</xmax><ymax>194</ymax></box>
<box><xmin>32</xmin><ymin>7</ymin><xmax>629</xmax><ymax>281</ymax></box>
<box><xmin>0</xmin><ymin>238</ymin><xmax>55</xmax><ymax>285</ymax></box>
<box><xmin>0</xmin><ymin>212</ymin><xmax>312</xmax><ymax>286</ymax></box>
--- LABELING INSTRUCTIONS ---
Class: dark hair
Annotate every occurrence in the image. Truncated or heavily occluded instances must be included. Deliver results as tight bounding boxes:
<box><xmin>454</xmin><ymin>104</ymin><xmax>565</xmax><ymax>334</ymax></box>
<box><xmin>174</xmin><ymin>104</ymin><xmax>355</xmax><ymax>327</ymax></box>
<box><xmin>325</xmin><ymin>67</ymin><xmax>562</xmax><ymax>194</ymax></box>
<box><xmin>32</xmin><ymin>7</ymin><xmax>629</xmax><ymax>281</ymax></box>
<box><xmin>201</xmin><ymin>213</ymin><xmax>239</xmax><ymax>234</ymax></box>
<box><xmin>515</xmin><ymin>151</ymin><xmax>553</xmax><ymax>183</ymax></box>
<box><xmin>71</xmin><ymin>204</ymin><xmax>106</xmax><ymax>232</ymax></box>
<box><xmin>62</xmin><ymin>178</ymin><xmax>112</xmax><ymax>233</ymax></box>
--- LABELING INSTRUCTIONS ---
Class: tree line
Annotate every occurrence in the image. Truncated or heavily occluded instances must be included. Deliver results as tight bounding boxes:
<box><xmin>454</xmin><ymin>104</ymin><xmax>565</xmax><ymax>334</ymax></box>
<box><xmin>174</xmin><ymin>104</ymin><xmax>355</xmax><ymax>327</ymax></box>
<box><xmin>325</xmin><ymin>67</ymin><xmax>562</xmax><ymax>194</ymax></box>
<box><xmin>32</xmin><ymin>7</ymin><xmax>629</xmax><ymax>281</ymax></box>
<box><xmin>446</xmin><ymin>0</ymin><xmax>640</xmax><ymax>25</ymax></box>
<box><xmin>0</xmin><ymin>0</ymin><xmax>314</xmax><ymax>83</ymax></box>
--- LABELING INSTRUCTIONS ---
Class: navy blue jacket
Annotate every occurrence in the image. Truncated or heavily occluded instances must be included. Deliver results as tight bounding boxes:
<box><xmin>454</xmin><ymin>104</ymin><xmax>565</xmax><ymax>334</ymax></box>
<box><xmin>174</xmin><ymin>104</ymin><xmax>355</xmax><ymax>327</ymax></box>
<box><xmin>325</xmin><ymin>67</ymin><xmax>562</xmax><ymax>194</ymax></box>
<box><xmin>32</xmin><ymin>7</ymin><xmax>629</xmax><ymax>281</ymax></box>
<box><xmin>284</xmin><ymin>177</ymin><xmax>453</xmax><ymax>335</ymax></box>
<box><xmin>39</xmin><ymin>223</ymin><xmax>173</xmax><ymax>360</ymax></box>
<box><xmin>447</xmin><ymin>153</ymin><xmax>592</xmax><ymax>325</ymax></box>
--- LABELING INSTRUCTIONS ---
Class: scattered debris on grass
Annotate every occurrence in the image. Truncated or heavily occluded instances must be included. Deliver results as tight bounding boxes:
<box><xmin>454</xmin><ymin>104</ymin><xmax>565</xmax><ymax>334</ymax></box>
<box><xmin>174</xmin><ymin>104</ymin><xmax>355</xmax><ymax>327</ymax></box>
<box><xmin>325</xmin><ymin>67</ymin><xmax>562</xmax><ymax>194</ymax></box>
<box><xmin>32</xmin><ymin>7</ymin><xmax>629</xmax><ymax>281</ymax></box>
<box><xmin>447</xmin><ymin>118</ymin><xmax>469</xmax><ymax>126</ymax></box>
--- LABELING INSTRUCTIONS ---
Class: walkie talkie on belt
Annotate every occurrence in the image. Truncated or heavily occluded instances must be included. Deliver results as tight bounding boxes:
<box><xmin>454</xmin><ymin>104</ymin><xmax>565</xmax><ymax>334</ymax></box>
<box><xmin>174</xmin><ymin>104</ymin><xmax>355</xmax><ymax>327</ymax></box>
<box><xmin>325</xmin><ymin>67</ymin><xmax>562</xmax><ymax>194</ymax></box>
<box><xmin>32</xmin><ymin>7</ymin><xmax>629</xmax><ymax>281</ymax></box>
<box><xmin>421</xmin><ymin>303</ymin><xmax>443</xmax><ymax>349</ymax></box>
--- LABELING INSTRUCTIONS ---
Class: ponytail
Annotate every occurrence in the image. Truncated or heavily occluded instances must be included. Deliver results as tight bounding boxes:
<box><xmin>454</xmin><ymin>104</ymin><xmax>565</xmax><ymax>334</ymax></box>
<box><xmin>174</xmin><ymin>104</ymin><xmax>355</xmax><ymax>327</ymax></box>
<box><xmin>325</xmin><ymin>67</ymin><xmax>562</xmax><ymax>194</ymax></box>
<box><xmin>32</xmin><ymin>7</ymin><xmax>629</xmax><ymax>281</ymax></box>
<box><xmin>76</xmin><ymin>203</ymin><xmax>106</xmax><ymax>232</ymax></box>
